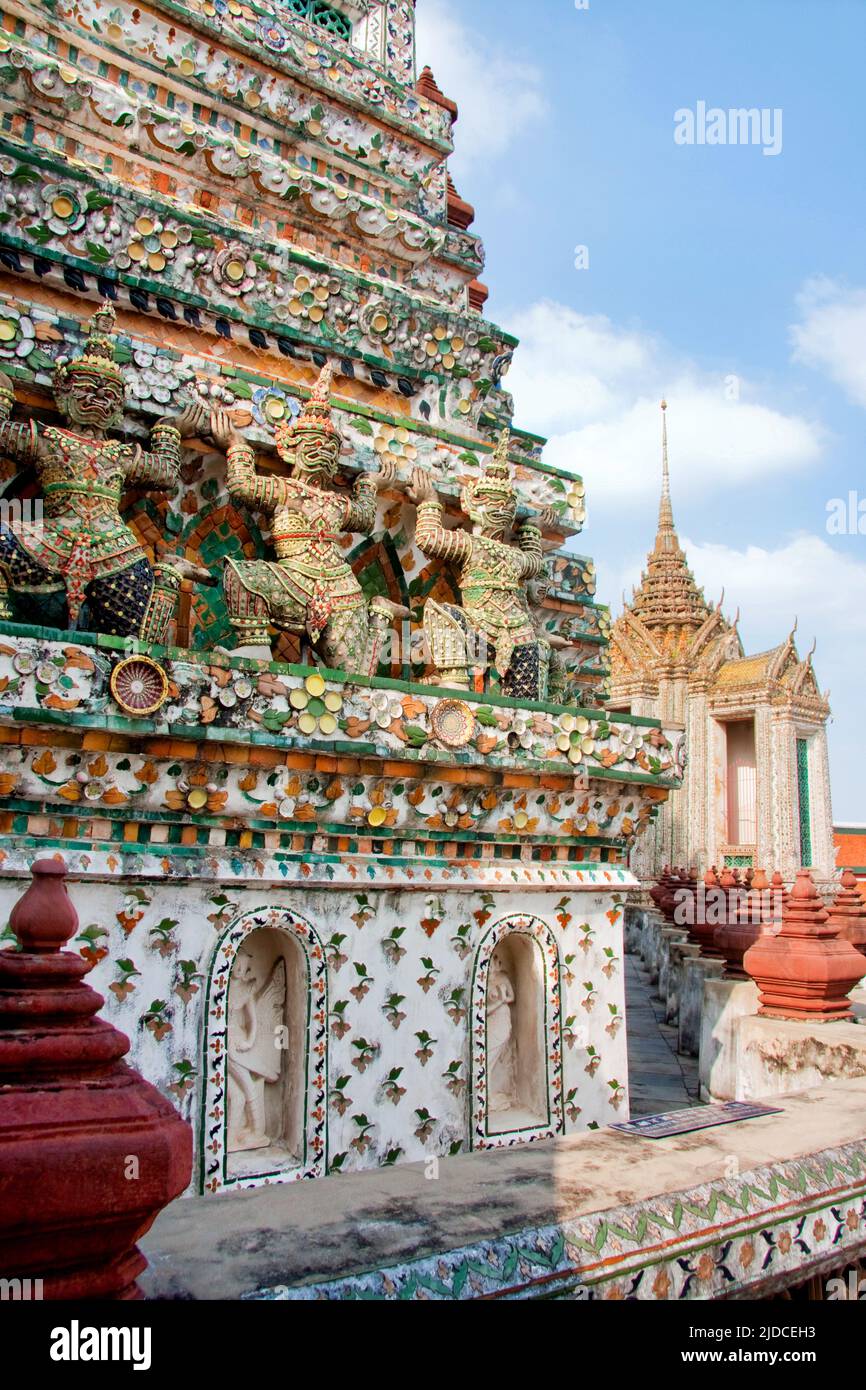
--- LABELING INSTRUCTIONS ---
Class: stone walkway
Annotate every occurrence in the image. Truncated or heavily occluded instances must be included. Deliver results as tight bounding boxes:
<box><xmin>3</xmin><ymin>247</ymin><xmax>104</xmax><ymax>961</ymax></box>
<box><xmin>625</xmin><ymin>954</ymin><xmax>701</xmax><ymax>1116</ymax></box>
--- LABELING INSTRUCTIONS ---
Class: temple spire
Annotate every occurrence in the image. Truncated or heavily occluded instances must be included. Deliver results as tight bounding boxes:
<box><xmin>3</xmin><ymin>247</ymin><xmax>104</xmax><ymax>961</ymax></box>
<box><xmin>622</xmin><ymin>399</ymin><xmax>713</xmax><ymax>637</ymax></box>
<box><xmin>656</xmin><ymin>400</ymin><xmax>676</xmax><ymax>548</ymax></box>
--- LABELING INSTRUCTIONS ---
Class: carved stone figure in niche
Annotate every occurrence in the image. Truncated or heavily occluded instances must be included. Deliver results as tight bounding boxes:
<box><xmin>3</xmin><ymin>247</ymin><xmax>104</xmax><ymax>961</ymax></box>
<box><xmin>210</xmin><ymin>363</ymin><xmax>408</xmax><ymax>670</ymax></box>
<box><xmin>486</xmin><ymin>956</ymin><xmax>516</xmax><ymax>1113</ymax></box>
<box><xmin>485</xmin><ymin>935</ymin><xmax>548</xmax><ymax>1134</ymax></box>
<box><xmin>227</xmin><ymin>946</ymin><xmax>288</xmax><ymax>1153</ymax></box>
<box><xmin>0</xmin><ymin>303</ymin><xmax>208</xmax><ymax>638</ymax></box>
<box><xmin>409</xmin><ymin>431</ymin><xmax>548</xmax><ymax>699</ymax></box>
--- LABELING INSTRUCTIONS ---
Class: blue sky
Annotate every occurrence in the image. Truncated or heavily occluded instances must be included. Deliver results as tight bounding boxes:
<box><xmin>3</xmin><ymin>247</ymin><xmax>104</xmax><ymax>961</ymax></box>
<box><xmin>417</xmin><ymin>0</ymin><xmax>866</xmax><ymax>821</ymax></box>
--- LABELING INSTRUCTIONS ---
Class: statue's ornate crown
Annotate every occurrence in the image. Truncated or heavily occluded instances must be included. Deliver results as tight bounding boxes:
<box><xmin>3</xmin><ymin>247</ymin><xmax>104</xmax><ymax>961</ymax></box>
<box><xmin>465</xmin><ymin>430</ymin><xmax>516</xmax><ymax>506</ymax></box>
<box><xmin>54</xmin><ymin>302</ymin><xmax>123</xmax><ymax>390</ymax></box>
<box><xmin>275</xmin><ymin>362</ymin><xmax>337</xmax><ymax>450</ymax></box>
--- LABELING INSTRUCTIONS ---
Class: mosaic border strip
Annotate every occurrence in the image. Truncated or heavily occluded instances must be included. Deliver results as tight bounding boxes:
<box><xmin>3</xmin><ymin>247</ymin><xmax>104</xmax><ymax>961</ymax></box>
<box><xmin>247</xmin><ymin>1139</ymin><xmax>866</xmax><ymax>1300</ymax></box>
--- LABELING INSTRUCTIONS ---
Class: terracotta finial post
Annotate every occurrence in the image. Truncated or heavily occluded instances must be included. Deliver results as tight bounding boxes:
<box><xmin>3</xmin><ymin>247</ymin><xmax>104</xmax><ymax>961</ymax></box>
<box><xmin>687</xmin><ymin>866</ymin><xmax>724</xmax><ymax>957</ymax></box>
<box><xmin>650</xmin><ymin>867</ymin><xmax>673</xmax><ymax>914</ymax></box>
<box><xmin>743</xmin><ymin>868</ymin><xmax>866</xmax><ymax>1021</ymax></box>
<box><xmin>9</xmin><ymin>857</ymin><xmax>78</xmax><ymax>950</ymax></box>
<box><xmin>446</xmin><ymin>173</ymin><xmax>475</xmax><ymax>230</ymax></box>
<box><xmin>0</xmin><ymin>859</ymin><xmax>192</xmax><ymax>1298</ymax></box>
<box><xmin>714</xmin><ymin>866</ymin><xmax>776</xmax><ymax>977</ymax></box>
<box><xmin>416</xmin><ymin>65</ymin><xmax>458</xmax><ymax>121</ymax></box>
<box><xmin>771</xmin><ymin>870</ymin><xmax>790</xmax><ymax>910</ymax></box>
<box><xmin>827</xmin><ymin>870</ymin><xmax>866</xmax><ymax>963</ymax></box>
<box><xmin>659</xmin><ymin>867</ymin><xmax>682</xmax><ymax>923</ymax></box>
<box><xmin>468</xmin><ymin>279</ymin><xmax>490</xmax><ymax>311</ymax></box>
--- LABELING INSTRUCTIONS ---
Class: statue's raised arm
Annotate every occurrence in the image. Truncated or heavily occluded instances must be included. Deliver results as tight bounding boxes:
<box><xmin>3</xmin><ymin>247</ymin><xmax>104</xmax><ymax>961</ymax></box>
<box><xmin>212</xmin><ymin>408</ymin><xmax>290</xmax><ymax>515</ymax></box>
<box><xmin>125</xmin><ymin>402</ymin><xmax>208</xmax><ymax>491</ymax></box>
<box><xmin>410</xmin><ymin>466</ymin><xmax>473</xmax><ymax>567</ymax></box>
<box><xmin>0</xmin><ymin>371</ymin><xmax>40</xmax><ymax>467</ymax></box>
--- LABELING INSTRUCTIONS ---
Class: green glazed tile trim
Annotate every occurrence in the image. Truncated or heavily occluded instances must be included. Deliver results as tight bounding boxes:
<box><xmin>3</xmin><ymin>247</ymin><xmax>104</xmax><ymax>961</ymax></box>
<box><xmin>0</xmin><ymin>796</ymin><xmax>633</xmax><ymax>851</ymax></box>
<box><xmin>0</xmin><ymin>621</ymin><xmax>663</xmax><ymax>728</ymax></box>
<box><xmin>0</xmin><ymin>834</ymin><xmax>627</xmax><ymax>874</ymax></box>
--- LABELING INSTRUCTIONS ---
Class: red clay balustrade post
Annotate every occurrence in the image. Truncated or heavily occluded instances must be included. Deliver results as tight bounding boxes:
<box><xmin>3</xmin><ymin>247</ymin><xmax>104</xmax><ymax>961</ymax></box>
<box><xmin>743</xmin><ymin>868</ymin><xmax>866</xmax><ymax>1022</ymax></box>
<box><xmin>688</xmin><ymin>867</ymin><xmax>725</xmax><ymax>958</ymax></box>
<box><xmin>827</xmin><ymin>869</ymin><xmax>866</xmax><ymax>963</ymax></box>
<box><xmin>0</xmin><ymin>859</ymin><xmax>192</xmax><ymax>1299</ymax></box>
<box><xmin>714</xmin><ymin>866</ymin><xmax>777</xmax><ymax>977</ymax></box>
<box><xmin>650</xmin><ymin>866</ymin><xmax>674</xmax><ymax>915</ymax></box>
<box><xmin>771</xmin><ymin>870</ymin><xmax>790</xmax><ymax>916</ymax></box>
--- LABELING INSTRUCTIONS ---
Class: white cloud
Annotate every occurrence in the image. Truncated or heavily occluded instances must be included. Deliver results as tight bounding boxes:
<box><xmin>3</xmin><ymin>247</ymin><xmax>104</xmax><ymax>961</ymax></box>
<box><xmin>505</xmin><ymin>300</ymin><xmax>825</xmax><ymax>507</ymax></box>
<box><xmin>414</xmin><ymin>0</ymin><xmax>547</xmax><ymax>180</ymax></box>
<box><xmin>790</xmin><ymin>277</ymin><xmax>866</xmax><ymax>409</ymax></box>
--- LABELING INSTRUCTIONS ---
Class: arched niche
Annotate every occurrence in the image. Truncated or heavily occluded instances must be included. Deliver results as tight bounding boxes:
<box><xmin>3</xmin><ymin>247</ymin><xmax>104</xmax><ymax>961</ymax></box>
<box><xmin>226</xmin><ymin>928</ymin><xmax>307</xmax><ymax>1179</ymax></box>
<box><xmin>486</xmin><ymin>935</ymin><xmax>547</xmax><ymax>1134</ymax></box>
<box><xmin>201</xmin><ymin>908</ymin><xmax>327</xmax><ymax>1194</ymax></box>
<box><xmin>470</xmin><ymin>914</ymin><xmax>563</xmax><ymax>1150</ymax></box>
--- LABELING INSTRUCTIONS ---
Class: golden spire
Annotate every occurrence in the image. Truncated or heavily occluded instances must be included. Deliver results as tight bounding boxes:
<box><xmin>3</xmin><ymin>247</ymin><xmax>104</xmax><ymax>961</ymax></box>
<box><xmin>625</xmin><ymin>399</ymin><xmax>712</xmax><ymax>636</ymax></box>
<box><xmin>658</xmin><ymin>400</ymin><xmax>675</xmax><ymax>539</ymax></box>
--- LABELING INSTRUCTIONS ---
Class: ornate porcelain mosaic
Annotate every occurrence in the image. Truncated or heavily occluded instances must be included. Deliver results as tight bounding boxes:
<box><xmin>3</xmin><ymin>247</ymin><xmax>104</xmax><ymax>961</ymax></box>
<box><xmin>0</xmin><ymin>0</ymin><xmax>683</xmax><ymax>1196</ymax></box>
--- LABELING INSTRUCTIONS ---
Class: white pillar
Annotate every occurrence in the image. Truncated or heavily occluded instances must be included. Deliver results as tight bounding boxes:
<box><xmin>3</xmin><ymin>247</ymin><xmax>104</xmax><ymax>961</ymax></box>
<box><xmin>754</xmin><ymin>701</ymin><xmax>774</xmax><ymax>870</ymax></box>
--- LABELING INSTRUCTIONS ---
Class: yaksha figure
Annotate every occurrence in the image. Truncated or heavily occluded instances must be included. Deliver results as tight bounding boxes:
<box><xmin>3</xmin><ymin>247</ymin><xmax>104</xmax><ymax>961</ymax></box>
<box><xmin>0</xmin><ymin>303</ymin><xmax>206</xmax><ymax>639</ymax></box>
<box><xmin>211</xmin><ymin>363</ymin><xmax>406</xmax><ymax>671</ymax></box>
<box><xmin>410</xmin><ymin>431</ymin><xmax>548</xmax><ymax>699</ymax></box>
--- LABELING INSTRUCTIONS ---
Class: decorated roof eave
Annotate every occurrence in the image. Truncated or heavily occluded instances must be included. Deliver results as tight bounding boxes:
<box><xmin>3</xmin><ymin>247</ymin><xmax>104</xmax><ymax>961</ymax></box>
<box><xmin>691</xmin><ymin>607</ymin><xmax>741</xmax><ymax>666</ymax></box>
<box><xmin>0</xmin><ymin>622</ymin><xmax>685</xmax><ymax>799</ymax></box>
<box><xmin>766</xmin><ymin>634</ymin><xmax>798</xmax><ymax>682</ymax></box>
<box><xmin>708</xmin><ymin>684</ymin><xmax>831</xmax><ymax>718</ymax></box>
<box><xmin>788</xmin><ymin>655</ymin><xmax>822</xmax><ymax>697</ymax></box>
<box><xmin>0</xmin><ymin>91</ymin><xmax>480</xmax><ymax>275</ymax></box>
<box><xmin>612</xmin><ymin>609</ymin><xmax>664</xmax><ymax>663</ymax></box>
<box><xmin>606</xmin><ymin>682</ymin><xmax>660</xmax><ymax>707</ymax></box>
<box><xmin>27</xmin><ymin>0</ymin><xmax>457</xmax><ymax>157</ymax></box>
<box><xmin>0</xmin><ymin>215</ymin><xmax>500</xmax><ymax>394</ymax></box>
<box><xmin>713</xmin><ymin>637</ymin><xmax>825</xmax><ymax>696</ymax></box>
<box><xmin>610</xmin><ymin>639</ymin><xmax>732</xmax><ymax>691</ymax></box>
<box><xmin>0</xmin><ymin>292</ymin><xmax>587</xmax><ymax>531</ymax></box>
<box><xmin>708</xmin><ymin>688</ymin><xmax>775</xmax><ymax>715</ymax></box>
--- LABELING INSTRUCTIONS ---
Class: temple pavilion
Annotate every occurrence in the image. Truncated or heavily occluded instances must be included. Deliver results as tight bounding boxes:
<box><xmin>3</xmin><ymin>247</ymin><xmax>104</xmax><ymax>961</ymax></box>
<box><xmin>608</xmin><ymin>405</ymin><xmax>835</xmax><ymax>885</ymax></box>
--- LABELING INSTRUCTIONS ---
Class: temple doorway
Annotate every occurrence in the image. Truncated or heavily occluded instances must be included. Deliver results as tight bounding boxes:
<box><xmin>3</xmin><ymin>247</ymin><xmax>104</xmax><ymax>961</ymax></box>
<box><xmin>725</xmin><ymin>718</ymin><xmax>758</xmax><ymax>851</ymax></box>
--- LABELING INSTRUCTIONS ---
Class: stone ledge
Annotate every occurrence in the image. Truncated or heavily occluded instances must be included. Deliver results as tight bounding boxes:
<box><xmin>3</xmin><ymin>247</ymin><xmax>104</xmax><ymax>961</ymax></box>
<box><xmin>735</xmin><ymin>1015</ymin><xmax>866</xmax><ymax>1101</ymax></box>
<box><xmin>140</xmin><ymin>1078</ymin><xmax>866</xmax><ymax>1300</ymax></box>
